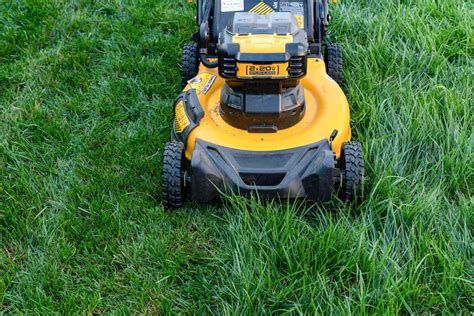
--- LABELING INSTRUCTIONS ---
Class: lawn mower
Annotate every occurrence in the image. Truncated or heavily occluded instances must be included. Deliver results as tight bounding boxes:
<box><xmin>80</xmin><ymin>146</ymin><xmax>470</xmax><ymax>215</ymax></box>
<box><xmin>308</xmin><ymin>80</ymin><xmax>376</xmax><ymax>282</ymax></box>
<box><xmin>162</xmin><ymin>0</ymin><xmax>364</xmax><ymax>209</ymax></box>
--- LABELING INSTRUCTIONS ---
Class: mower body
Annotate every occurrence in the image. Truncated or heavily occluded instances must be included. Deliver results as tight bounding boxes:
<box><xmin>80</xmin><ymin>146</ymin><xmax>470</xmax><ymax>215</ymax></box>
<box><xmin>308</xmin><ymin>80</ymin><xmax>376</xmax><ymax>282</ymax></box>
<box><xmin>163</xmin><ymin>0</ymin><xmax>364</xmax><ymax>208</ymax></box>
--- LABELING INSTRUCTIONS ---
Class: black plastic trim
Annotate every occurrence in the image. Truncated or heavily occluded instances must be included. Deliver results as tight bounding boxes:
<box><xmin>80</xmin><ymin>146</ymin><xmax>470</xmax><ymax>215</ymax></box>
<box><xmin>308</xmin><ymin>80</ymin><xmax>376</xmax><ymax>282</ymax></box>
<box><xmin>190</xmin><ymin>138</ymin><xmax>339</xmax><ymax>202</ymax></box>
<box><xmin>237</xmin><ymin>53</ymin><xmax>289</xmax><ymax>63</ymax></box>
<box><xmin>172</xmin><ymin>89</ymin><xmax>205</xmax><ymax>144</ymax></box>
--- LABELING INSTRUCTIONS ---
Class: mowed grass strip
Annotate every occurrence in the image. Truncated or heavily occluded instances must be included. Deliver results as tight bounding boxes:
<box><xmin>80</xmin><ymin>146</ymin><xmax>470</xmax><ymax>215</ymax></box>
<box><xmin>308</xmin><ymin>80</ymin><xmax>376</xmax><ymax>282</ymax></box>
<box><xmin>1</xmin><ymin>0</ymin><xmax>472</xmax><ymax>313</ymax></box>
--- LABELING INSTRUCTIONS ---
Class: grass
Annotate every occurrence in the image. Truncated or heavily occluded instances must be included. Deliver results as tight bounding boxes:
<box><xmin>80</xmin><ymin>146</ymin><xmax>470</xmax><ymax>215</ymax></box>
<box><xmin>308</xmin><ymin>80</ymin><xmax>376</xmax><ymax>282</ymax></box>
<box><xmin>0</xmin><ymin>0</ymin><xmax>472</xmax><ymax>313</ymax></box>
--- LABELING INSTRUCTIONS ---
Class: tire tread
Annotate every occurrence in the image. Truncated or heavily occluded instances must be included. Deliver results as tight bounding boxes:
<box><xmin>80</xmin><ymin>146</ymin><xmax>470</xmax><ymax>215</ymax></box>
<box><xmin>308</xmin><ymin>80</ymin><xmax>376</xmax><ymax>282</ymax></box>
<box><xmin>162</xmin><ymin>141</ymin><xmax>184</xmax><ymax>209</ymax></box>
<box><xmin>326</xmin><ymin>43</ymin><xmax>343</xmax><ymax>86</ymax></box>
<box><xmin>181</xmin><ymin>43</ymin><xmax>199</xmax><ymax>88</ymax></box>
<box><xmin>339</xmin><ymin>142</ymin><xmax>364</xmax><ymax>202</ymax></box>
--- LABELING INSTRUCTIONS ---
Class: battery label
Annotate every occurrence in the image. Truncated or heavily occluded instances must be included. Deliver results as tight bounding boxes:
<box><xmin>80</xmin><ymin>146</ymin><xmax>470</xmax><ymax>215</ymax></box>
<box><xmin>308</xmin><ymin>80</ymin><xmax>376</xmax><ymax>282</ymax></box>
<box><xmin>222</xmin><ymin>0</ymin><xmax>244</xmax><ymax>12</ymax></box>
<box><xmin>237</xmin><ymin>63</ymin><xmax>289</xmax><ymax>78</ymax></box>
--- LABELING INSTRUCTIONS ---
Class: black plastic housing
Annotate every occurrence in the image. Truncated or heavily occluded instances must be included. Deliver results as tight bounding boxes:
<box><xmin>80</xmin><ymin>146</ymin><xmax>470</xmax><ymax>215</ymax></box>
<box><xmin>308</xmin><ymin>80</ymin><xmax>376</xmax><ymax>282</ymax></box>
<box><xmin>210</xmin><ymin>0</ymin><xmax>316</xmax><ymax>43</ymax></box>
<box><xmin>217</xmin><ymin>12</ymin><xmax>309</xmax><ymax>80</ymax></box>
<box><xmin>190</xmin><ymin>139</ymin><xmax>339</xmax><ymax>203</ymax></box>
<box><xmin>220</xmin><ymin>81</ymin><xmax>306</xmax><ymax>132</ymax></box>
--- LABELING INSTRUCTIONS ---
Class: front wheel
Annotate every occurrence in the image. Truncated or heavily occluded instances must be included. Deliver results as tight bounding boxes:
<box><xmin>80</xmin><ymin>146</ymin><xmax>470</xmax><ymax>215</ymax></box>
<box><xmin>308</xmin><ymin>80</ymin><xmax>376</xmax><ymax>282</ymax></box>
<box><xmin>338</xmin><ymin>142</ymin><xmax>365</xmax><ymax>202</ymax></box>
<box><xmin>162</xmin><ymin>141</ymin><xmax>186</xmax><ymax>210</ymax></box>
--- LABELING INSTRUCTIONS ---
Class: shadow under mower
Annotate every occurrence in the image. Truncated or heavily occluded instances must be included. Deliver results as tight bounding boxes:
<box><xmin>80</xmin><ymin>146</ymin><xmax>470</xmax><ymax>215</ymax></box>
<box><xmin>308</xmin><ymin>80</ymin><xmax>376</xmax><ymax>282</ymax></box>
<box><xmin>163</xmin><ymin>0</ymin><xmax>364</xmax><ymax>209</ymax></box>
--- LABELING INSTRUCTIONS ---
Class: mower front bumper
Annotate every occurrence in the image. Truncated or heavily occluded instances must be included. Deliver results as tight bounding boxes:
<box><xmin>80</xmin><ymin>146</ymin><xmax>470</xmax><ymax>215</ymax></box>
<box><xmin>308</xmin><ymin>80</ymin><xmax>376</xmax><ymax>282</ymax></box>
<box><xmin>189</xmin><ymin>139</ymin><xmax>340</xmax><ymax>203</ymax></box>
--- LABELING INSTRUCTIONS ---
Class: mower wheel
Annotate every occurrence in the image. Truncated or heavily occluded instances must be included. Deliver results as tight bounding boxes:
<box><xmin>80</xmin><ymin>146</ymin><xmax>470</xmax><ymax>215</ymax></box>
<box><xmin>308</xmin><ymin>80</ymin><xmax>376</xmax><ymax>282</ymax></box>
<box><xmin>339</xmin><ymin>142</ymin><xmax>364</xmax><ymax>202</ymax></box>
<box><xmin>325</xmin><ymin>43</ymin><xmax>343</xmax><ymax>86</ymax></box>
<box><xmin>181</xmin><ymin>42</ymin><xmax>199</xmax><ymax>88</ymax></box>
<box><xmin>162</xmin><ymin>141</ymin><xmax>185</xmax><ymax>210</ymax></box>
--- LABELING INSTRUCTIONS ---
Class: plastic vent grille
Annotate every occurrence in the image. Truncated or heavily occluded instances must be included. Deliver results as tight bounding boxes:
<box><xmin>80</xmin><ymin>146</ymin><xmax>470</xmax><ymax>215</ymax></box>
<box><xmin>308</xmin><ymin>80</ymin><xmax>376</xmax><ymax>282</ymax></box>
<box><xmin>288</xmin><ymin>56</ymin><xmax>306</xmax><ymax>77</ymax></box>
<box><xmin>221</xmin><ymin>57</ymin><xmax>237</xmax><ymax>77</ymax></box>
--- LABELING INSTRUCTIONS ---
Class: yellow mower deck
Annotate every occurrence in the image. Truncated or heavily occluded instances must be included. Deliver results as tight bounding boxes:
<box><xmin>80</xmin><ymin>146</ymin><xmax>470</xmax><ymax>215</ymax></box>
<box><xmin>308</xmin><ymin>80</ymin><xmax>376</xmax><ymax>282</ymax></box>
<box><xmin>183</xmin><ymin>58</ymin><xmax>351</xmax><ymax>161</ymax></box>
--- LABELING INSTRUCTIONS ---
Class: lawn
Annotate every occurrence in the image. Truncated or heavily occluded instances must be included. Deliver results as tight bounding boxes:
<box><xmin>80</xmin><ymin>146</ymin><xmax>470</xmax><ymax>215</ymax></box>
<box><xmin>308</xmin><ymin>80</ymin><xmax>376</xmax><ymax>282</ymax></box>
<box><xmin>1</xmin><ymin>0</ymin><xmax>472</xmax><ymax>313</ymax></box>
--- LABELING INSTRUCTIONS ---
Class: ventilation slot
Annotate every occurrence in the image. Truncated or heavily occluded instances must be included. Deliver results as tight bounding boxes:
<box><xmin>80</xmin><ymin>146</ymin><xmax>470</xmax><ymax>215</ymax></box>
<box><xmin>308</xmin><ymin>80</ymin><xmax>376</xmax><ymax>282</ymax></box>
<box><xmin>220</xmin><ymin>57</ymin><xmax>237</xmax><ymax>77</ymax></box>
<box><xmin>240</xmin><ymin>173</ymin><xmax>286</xmax><ymax>187</ymax></box>
<box><xmin>288</xmin><ymin>56</ymin><xmax>306</xmax><ymax>77</ymax></box>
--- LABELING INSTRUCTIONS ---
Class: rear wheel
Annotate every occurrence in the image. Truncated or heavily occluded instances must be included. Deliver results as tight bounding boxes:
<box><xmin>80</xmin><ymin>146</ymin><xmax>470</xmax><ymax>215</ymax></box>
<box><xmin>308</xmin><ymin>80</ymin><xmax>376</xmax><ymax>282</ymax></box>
<box><xmin>162</xmin><ymin>141</ymin><xmax>185</xmax><ymax>210</ymax></box>
<box><xmin>181</xmin><ymin>42</ymin><xmax>199</xmax><ymax>88</ymax></box>
<box><xmin>338</xmin><ymin>142</ymin><xmax>364</xmax><ymax>202</ymax></box>
<box><xmin>325</xmin><ymin>43</ymin><xmax>343</xmax><ymax>86</ymax></box>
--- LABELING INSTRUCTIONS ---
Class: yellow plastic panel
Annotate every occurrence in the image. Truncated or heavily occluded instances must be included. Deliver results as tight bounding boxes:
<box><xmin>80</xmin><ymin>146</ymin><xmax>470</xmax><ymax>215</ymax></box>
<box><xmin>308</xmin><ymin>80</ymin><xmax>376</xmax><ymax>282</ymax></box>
<box><xmin>232</xmin><ymin>34</ymin><xmax>293</xmax><ymax>53</ymax></box>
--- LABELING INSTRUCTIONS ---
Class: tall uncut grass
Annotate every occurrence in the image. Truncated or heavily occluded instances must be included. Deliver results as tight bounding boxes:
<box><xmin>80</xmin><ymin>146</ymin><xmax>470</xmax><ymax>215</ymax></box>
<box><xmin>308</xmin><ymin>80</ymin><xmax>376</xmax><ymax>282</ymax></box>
<box><xmin>1</xmin><ymin>0</ymin><xmax>472</xmax><ymax>313</ymax></box>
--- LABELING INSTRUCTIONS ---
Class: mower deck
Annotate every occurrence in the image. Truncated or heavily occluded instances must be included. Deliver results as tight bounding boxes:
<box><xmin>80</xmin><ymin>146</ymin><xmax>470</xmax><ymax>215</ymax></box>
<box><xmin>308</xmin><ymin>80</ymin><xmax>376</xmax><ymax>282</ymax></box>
<box><xmin>182</xmin><ymin>58</ymin><xmax>351</xmax><ymax>161</ymax></box>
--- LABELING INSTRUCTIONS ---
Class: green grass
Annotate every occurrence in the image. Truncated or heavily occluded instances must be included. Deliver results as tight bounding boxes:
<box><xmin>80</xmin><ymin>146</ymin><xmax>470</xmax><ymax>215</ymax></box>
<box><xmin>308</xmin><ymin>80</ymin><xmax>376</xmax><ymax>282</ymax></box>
<box><xmin>0</xmin><ymin>0</ymin><xmax>472</xmax><ymax>313</ymax></box>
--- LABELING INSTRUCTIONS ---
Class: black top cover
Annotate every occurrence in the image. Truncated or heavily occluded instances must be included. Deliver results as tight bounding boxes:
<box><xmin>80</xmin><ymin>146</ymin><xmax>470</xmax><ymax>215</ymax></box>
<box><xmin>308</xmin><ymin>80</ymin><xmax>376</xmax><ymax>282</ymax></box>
<box><xmin>211</xmin><ymin>0</ymin><xmax>315</xmax><ymax>42</ymax></box>
<box><xmin>231</xmin><ymin>11</ymin><xmax>300</xmax><ymax>35</ymax></box>
<box><xmin>218</xmin><ymin>12</ymin><xmax>309</xmax><ymax>79</ymax></box>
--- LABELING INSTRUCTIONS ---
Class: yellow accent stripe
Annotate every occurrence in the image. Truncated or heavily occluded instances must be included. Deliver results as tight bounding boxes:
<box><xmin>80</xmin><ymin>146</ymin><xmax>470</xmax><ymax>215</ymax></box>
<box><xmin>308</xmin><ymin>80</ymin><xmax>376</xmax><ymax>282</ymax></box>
<box><xmin>256</xmin><ymin>7</ymin><xmax>273</xmax><ymax>15</ymax></box>
<box><xmin>249</xmin><ymin>2</ymin><xmax>274</xmax><ymax>15</ymax></box>
<box><xmin>255</xmin><ymin>7</ymin><xmax>272</xmax><ymax>14</ymax></box>
<box><xmin>264</xmin><ymin>8</ymin><xmax>274</xmax><ymax>14</ymax></box>
<box><xmin>250</xmin><ymin>2</ymin><xmax>266</xmax><ymax>12</ymax></box>
<box><xmin>251</xmin><ymin>3</ymin><xmax>264</xmax><ymax>9</ymax></box>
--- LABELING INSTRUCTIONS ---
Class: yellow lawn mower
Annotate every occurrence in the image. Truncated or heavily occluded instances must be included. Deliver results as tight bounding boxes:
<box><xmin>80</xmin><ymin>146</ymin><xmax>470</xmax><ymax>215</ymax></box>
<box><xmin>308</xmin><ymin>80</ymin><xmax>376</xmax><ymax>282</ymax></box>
<box><xmin>162</xmin><ymin>0</ymin><xmax>364</xmax><ymax>209</ymax></box>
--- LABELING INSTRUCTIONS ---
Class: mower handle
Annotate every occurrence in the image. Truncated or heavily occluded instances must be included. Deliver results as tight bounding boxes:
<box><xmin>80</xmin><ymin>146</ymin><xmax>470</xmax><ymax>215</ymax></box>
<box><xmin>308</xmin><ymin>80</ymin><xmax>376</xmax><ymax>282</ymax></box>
<box><xmin>199</xmin><ymin>0</ymin><xmax>219</xmax><ymax>68</ymax></box>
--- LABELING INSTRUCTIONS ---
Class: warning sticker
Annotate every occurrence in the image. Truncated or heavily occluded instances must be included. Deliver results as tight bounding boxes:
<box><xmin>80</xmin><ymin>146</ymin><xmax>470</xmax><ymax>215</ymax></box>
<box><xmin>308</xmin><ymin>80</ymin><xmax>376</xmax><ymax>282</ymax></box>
<box><xmin>294</xmin><ymin>15</ymin><xmax>304</xmax><ymax>28</ymax></box>
<box><xmin>222</xmin><ymin>0</ymin><xmax>244</xmax><ymax>12</ymax></box>
<box><xmin>279</xmin><ymin>1</ymin><xmax>305</xmax><ymax>28</ymax></box>
<box><xmin>187</xmin><ymin>73</ymin><xmax>216</xmax><ymax>95</ymax></box>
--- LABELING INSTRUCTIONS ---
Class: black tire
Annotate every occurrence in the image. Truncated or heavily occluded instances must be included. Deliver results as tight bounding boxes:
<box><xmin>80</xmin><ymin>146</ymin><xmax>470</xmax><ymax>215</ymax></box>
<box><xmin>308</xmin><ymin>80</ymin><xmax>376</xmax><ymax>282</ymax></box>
<box><xmin>162</xmin><ymin>141</ymin><xmax>185</xmax><ymax>210</ymax></box>
<box><xmin>338</xmin><ymin>142</ymin><xmax>364</xmax><ymax>202</ymax></box>
<box><xmin>325</xmin><ymin>43</ymin><xmax>343</xmax><ymax>86</ymax></box>
<box><xmin>181</xmin><ymin>42</ymin><xmax>199</xmax><ymax>88</ymax></box>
